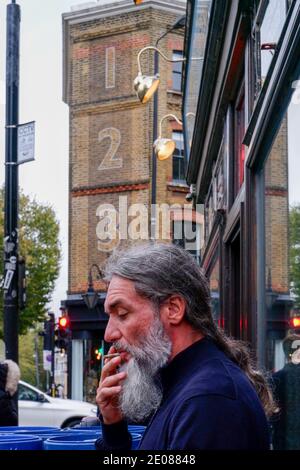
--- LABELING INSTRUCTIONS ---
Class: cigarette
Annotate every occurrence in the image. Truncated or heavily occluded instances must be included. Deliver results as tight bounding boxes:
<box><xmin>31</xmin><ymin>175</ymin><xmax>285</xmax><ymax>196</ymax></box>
<box><xmin>103</xmin><ymin>353</ymin><xmax>120</xmax><ymax>360</ymax></box>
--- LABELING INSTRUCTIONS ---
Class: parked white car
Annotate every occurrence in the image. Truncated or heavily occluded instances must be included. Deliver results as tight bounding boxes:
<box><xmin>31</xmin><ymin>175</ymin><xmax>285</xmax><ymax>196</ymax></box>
<box><xmin>18</xmin><ymin>380</ymin><xmax>98</xmax><ymax>428</ymax></box>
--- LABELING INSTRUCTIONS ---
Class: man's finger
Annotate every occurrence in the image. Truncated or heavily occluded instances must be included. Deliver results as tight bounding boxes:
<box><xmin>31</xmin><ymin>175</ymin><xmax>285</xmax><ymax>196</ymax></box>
<box><xmin>101</xmin><ymin>355</ymin><xmax>121</xmax><ymax>380</ymax></box>
<box><xmin>101</xmin><ymin>371</ymin><xmax>126</xmax><ymax>389</ymax></box>
<box><xmin>98</xmin><ymin>385</ymin><xmax>122</xmax><ymax>403</ymax></box>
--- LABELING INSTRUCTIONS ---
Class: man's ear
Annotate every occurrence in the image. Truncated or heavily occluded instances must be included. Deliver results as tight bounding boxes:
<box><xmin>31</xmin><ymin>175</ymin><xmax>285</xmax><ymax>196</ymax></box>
<box><xmin>160</xmin><ymin>295</ymin><xmax>186</xmax><ymax>325</ymax></box>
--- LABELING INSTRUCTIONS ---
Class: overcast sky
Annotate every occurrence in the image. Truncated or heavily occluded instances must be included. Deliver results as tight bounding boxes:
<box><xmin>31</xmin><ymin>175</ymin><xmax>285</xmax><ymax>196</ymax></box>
<box><xmin>0</xmin><ymin>0</ymin><xmax>299</xmax><ymax>318</ymax></box>
<box><xmin>0</xmin><ymin>0</ymin><xmax>81</xmax><ymax>315</ymax></box>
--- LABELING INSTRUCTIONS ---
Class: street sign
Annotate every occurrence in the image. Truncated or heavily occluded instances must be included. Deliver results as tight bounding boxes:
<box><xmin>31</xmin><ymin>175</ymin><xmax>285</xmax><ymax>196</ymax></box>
<box><xmin>3</xmin><ymin>269</ymin><xmax>14</xmax><ymax>291</ymax></box>
<box><xmin>17</xmin><ymin>121</ymin><xmax>35</xmax><ymax>164</ymax></box>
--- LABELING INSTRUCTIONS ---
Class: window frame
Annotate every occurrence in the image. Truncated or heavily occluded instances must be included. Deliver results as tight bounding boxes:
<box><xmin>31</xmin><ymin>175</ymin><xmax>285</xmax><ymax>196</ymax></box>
<box><xmin>172</xmin><ymin>130</ymin><xmax>185</xmax><ymax>183</ymax></box>
<box><xmin>172</xmin><ymin>50</ymin><xmax>184</xmax><ymax>93</ymax></box>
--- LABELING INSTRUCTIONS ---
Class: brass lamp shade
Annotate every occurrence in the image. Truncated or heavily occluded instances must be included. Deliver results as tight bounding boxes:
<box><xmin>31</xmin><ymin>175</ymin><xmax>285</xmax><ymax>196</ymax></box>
<box><xmin>154</xmin><ymin>138</ymin><xmax>176</xmax><ymax>161</ymax></box>
<box><xmin>134</xmin><ymin>0</ymin><xmax>144</xmax><ymax>4</ymax></box>
<box><xmin>133</xmin><ymin>73</ymin><xmax>160</xmax><ymax>104</ymax></box>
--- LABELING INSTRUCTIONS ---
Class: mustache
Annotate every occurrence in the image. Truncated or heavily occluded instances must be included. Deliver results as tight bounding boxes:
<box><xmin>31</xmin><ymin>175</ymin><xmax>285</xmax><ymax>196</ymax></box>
<box><xmin>113</xmin><ymin>340</ymin><xmax>148</xmax><ymax>360</ymax></box>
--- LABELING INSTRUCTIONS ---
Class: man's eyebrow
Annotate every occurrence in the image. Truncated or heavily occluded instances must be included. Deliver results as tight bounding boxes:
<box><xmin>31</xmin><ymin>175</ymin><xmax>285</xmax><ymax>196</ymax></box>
<box><xmin>105</xmin><ymin>298</ymin><xmax>129</xmax><ymax>312</ymax></box>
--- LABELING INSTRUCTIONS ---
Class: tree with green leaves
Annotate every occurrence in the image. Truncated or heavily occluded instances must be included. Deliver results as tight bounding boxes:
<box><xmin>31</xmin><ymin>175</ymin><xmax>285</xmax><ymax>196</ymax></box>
<box><xmin>289</xmin><ymin>204</ymin><xmax>300</xmax><ymax>310</ymax></box>
<box><xmin>0</xmin><ymin>188</ymin><xmax>61</xmax><ymax>338</ymax></box>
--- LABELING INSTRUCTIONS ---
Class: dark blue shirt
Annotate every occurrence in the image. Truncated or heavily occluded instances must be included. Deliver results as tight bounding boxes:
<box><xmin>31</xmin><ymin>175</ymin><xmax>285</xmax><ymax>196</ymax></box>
<box><xmin>96</xmin><ymin>338</ymin><xmax>270</xmax><ymax>450</ymax></box>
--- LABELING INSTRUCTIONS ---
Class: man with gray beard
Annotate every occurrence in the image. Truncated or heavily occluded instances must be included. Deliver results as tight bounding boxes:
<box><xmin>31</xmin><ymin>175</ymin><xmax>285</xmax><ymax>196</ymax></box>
<box><xmin>95</xmin><ymin>243</ymin><xmax>272</xmax><ymax>450</ymax></box>
<box><xmin>114</xmin><ymin>314</ymin><xmax>172</xmax><ymax>423</ymax></box>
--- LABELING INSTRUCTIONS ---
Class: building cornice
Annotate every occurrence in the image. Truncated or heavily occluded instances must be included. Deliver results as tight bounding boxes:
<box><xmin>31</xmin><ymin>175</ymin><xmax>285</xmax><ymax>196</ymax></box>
<box><xmin>63</xmin><ymin>1</ymin><xmax>186</xmax><ymax>24</ymax></box>
<box><xmin>62</xmin><ymin>0</ymin><xmax>186</xmax><ymax>103</ymax></box>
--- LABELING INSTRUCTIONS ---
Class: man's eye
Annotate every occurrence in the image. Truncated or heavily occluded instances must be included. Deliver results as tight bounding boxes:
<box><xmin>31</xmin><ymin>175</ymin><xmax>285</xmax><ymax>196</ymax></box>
<box><xmin>118</xmin><ymin>311</ymin><xmax>128</xmax><ymax>318</ymax></box>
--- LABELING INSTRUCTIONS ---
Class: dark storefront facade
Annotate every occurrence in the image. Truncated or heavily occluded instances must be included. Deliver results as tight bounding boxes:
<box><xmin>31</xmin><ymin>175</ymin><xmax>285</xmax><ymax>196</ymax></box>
<box><xmin>183</xmin><ymin>0</ymin><xmax>300</xmax><ymax>449</ymax></box>
<box><xmin>61</xmin><ymin>295</ymin><xmax>107</xmax><ymax>402</ymax></box>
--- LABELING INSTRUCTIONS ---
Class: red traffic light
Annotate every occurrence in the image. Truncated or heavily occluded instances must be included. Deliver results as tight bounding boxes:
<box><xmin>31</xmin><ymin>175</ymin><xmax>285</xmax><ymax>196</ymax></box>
<box><xmin>58</xmin><ymin>316</ymin><xmax>69</xmax><ymax>329</ymax></box>
<box><xmin>291</xmin><ymin>317</ymin><xmax>300</xmax><ymax>328</ymax></box>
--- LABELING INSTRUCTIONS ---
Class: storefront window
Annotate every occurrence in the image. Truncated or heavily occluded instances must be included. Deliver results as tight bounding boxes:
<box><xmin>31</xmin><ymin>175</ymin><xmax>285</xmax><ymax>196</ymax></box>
<box><xmin>172</xmin><ymin>220</ymin><xmax>201</xmax><ymax>265</ymax></box>
<box><xmin>254</xmin><ymin>0</ymin><xmax>291</xmax><ymax>94</ymax></box>
<box><xmin>183</xmin><ymin>0</ymin><xmax>212</xmax><ymax>161</ymax></box>
<box><xmin>204</xmin><ymin>134</ymin><xmax>227</xmax><ymax>243</ymax></box>
<box><xmin>208</xmin><ymin>255</ymin><xmax>221</xmax><ymax>326</ymax></box>
<box><xmin>234</xmin><ymin>86</ymin><xmax>245</xmax><ymax>196</ymax></box>
<box><xmin>263</xmin><ymin>95</ymin><xmax>300</xmax><ymax>449</ymax></box>
<box><xmin>83</xmin><ymin>339</ymin><xmax>103</xmax><ymax>404</ymax></box>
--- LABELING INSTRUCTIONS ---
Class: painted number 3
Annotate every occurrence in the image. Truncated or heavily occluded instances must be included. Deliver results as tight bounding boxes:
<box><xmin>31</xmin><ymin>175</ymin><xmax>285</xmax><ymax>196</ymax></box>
<box><xmin>98</xmin><ymin>127</ymin><xmax>122</xmax><ymax>171</ymax></box>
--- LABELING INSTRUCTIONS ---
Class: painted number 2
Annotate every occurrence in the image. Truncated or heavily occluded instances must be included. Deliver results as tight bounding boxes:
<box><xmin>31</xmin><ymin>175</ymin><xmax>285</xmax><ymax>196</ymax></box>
<box><xmin>98</xmin><ymin>127</ymin><xmax>122</xmax><ymax>171</ymax></box>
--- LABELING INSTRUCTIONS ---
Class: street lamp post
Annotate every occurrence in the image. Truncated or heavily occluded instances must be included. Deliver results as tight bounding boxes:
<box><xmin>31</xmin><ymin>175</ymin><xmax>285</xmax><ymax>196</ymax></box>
<box><xmin>82</xmin><ymin>264</ymin><xmax>103</xmax><ymax>310</ymax></box>
<box><xmin>4</xmin><ymin>0</ymin><xmax>20</xmax><ymax>366</ymax></box>
<box><xmin>82</xmin><ymin>264</ymin><xmax>105</xmax><ymax>371</ymax></box>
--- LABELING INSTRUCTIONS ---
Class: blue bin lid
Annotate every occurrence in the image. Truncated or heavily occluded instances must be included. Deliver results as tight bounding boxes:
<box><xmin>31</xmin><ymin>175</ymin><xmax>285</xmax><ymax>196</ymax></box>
<box><xmin>44</xmin><ymin>434</ymin><xmax>98</xmax><ymax>451</ymax></box>
<box><xmin>62</xmin><ymin>426</ymin><xmax>102</xmax><ymax>434</ymax></box>
<box><xmin>0</xmin><ymin>434</ymin><xmax>43</xmax><ymax>450</ymax></box>
<box><xmin>0</xmin><ymin>426</ymin><xmax>58</xmax><ymax>433</ymax></box>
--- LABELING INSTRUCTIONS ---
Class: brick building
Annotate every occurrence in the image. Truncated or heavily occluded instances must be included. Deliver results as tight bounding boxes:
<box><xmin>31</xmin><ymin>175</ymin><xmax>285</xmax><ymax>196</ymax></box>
<box><xmin>61</xmin><ymin>0</ymin><xmax>201</xmax><ymax>400</ymax></box>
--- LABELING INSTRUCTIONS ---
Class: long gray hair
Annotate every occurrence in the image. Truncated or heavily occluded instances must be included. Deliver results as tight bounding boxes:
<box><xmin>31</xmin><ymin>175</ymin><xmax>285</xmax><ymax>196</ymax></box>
<box><xmin>104</xmin><ymin>242</ymin><xmax>276</xmax><ymax>416</ymax></box>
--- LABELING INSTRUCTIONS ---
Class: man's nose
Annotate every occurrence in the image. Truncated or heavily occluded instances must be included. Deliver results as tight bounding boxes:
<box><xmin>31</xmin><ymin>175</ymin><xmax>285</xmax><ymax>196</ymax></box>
<box><xmin>104</xmin><ymin>317</ymin><xmax>121</xmax><ymax>343</ymax></box>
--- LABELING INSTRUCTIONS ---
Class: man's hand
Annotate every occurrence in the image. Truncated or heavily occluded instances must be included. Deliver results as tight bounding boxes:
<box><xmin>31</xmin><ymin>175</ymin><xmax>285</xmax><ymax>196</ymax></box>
<box><xmin>96</xmin><ymin>346</ymin><xmax>127</xmax><ymax>425</ymax></box>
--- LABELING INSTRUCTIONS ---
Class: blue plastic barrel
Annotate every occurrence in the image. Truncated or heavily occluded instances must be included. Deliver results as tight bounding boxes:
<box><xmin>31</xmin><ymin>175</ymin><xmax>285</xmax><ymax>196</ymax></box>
<box><xmin>66</xmin><ymin>426</ymin><xmax>142</xmax><ymax>450</ymax></box>
<box><xmin>128</xmin><ymin>425</ymin><xmax>146</xmax><ymax>435</ymax></box>
<box><xmin>44</xmin><ymin>433</ymin><xmax>99</xmax><ymax>450</ymax></box>
<box><xmin>130</xmin><ymin>432</ymin><xmax>142</xmax><ymax>450</ymax></box>
<box><xmin>62</xmin><ymin>426</ymin><xmax>102</xmax><ymax>433</ymax></box>
<box><xmin>0</xmin><ymin>426</ymin><xmax>57</xmax><ymax>433</ymax></box>
<box><xmin>44</xmin><ymin>432</ymin><xmax>141</xmax><ymax>450</ymax></box>
<box><xmin>0</xmin><ymin>434</ymin><xmax>43</xmax><ymax>450</ymax></box>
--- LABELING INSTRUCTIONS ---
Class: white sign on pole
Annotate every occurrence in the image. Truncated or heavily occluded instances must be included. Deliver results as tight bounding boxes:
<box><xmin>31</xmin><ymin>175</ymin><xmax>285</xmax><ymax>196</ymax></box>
<box><xmin>43</xmin><ymin>350</ymin><xmax>52</xmax><ymax>372</ymax></box>
<box><xmin>17</xmin><ymin>121</ymin><xmax>35</xmax><ymax>164</ymax></box>
<box><xmin>3</xmin><ymin>269</ymin><xmax>14</xmax><ymax>291</ymax></box>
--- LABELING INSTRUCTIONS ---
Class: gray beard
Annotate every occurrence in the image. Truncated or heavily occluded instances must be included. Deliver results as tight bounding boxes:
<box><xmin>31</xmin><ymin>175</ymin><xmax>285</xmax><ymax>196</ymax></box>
<box><xmin>114</xmin><ymin>316</ymin><xmax>172</xmax><ymax>423</ymax></box>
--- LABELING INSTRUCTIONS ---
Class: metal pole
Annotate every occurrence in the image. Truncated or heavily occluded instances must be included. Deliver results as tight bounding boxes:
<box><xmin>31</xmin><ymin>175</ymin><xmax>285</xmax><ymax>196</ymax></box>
<box><xmin>4</xmin><ymin>1</ymin><xmax>20</xmax><ymax>366</ymax></box>
<box><xmin>34</xmin><ymin>334</ymin><xmax>40</xmax><ymax>389</ymax></box>
<box><xmin>48</xmin><ymin>313</ymin><xmax>56</xmax><ymax>397</ymax></box>
<box><xmin>150</xmin><ymin>50</ymin><xmax>159</xmax><ymax>240</ymax></box>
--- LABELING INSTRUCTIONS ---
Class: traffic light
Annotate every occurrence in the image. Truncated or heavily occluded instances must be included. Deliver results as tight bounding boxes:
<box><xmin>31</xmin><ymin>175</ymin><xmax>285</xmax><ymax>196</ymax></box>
<box><xmin>55</xmin><ymin>316</ymin><xmax>71</xmax><ymax>351</ymax></box>
<box><xmin>290</xmin><ymin>316</ymin><xmax>300</xmax><ymax>333</ymax></box>
<box><xmin>94</xmin><ymin>346</ymin><xmax>104</xmax><ymax>361</ymax></box>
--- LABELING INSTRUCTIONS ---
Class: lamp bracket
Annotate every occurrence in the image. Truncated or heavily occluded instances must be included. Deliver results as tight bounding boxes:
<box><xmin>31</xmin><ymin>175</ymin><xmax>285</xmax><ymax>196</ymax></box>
<box><xmin>137</xmin><ymin>46</ymin><xmax>186</xmax><ymax>75</ymax></box>
<box><xmin>158</xmin><ymin>113</ymin><xmax>182</xmax><ymax>138</ymax></box>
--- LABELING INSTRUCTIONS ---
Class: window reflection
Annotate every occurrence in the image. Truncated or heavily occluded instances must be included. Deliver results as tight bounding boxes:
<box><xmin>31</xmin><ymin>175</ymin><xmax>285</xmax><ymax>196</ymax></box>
<box><xmin>264</xmin><ymin>96</ymin><xmax>300</xmax><ymax>449</ymax></box>
<box><xmin>255</xmin><ymin>0</ymin><xmax>290</xmax><ymax>91</ymax></box>
<box><xmin>183</xmin><ymin>0</ymin><xmax>211</xmax><ymax>160</ymax></box>
<box><xmin>208</xmin><ymin>256</ymin><xmax>220</xmax><ymax>326</ymax></box>
<box><xmin>271</xmin><ymin>333</ymin><xmax>300</xmax><ymax>450</ymax></box>
<box><xmin>83</xmin><ymin>339</ymin><xmax>102</xmax><ymax>404</ymax></box>
<box><xmin>172</xmin><ymin>219</ymin><xmax>201</xmax><ymax>265</ymax></box>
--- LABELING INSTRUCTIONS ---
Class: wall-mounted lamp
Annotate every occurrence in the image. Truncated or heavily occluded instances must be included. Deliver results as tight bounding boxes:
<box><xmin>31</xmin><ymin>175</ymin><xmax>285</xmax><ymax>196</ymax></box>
<box><xmin>134</xmin><ymin>46</ymin><xmax>186</xmax><ymax>103</ymax></box>
<box><xmin>133</xmin><ymin>0</ymin><xmax>144</xmax><ymax>4</ymax></box>
<box><xmin>153</xmin><ymin>113</ymin><xmax>182</xmax><ymax>161</ymax></box>
<box><xmin>82</xmin><ymin>264</ymin><xmax>102</xmax><ymax>310</ymax></box>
